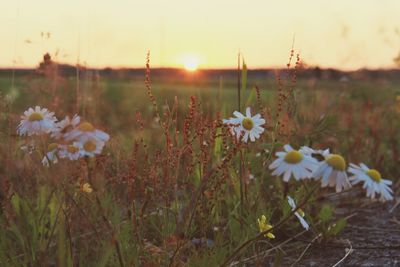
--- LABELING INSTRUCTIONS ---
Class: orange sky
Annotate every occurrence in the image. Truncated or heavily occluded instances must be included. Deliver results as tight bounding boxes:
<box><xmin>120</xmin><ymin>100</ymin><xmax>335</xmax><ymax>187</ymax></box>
<box><xmin>2</xmin><ymin>0</ymin><xmax>400</xmax><ymax>70</ymax></box>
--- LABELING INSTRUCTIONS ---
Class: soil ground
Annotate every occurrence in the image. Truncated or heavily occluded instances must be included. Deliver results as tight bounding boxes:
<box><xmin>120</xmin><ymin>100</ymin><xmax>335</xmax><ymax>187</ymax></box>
<box><xmin>242</xmin><ymin>196</ymin><xmax>400</xmax><ymax>267</ymax></box>
<box><xmin>277</xmin><ymin>200</ymin><xmax>400</xmax><ymax>267</ymax></box>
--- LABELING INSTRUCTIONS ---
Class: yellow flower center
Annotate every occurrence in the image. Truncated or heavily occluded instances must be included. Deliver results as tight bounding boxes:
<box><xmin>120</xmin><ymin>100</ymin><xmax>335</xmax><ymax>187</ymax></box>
<box><xmin>284</xmin><ymin>150</ymin><xmax>303</xmax><ymax>164</ymax></box>
<box><xmin>28</xmin><ymin>112</ymin><xmax>44</xmax><ymax>121</ymax></box>
<box><xmin>78</xmin><ymin>122</ymin><xmax>95</xmax><ymax>132</ymax></box>
<box><xmin>242</xmin><ymin>118</ymin><xmax>254</xmax><ymax>130</ymax></box>
<box><xmin>326</xmin><ymin>154</ymin><xmax>346</xmax><ymax>171</ymax></box>
<box><xmin>47</xmin><ymin>143</ymin><xmax>58</xmax><ymax>151</ymax></box>
<box><xmin>67</xmin><ymin>145</ymin><xmax>79</xmax><ymax>154</ymax></box>
<box><xmin>366</xmin><ymin>169</ymin><xmax>382</xmax><ymax>183</ymax></box>
<box><xmin>83</xmin><ymin>140</ymin><xmax>97</xmax><ymax>152</ymax></box>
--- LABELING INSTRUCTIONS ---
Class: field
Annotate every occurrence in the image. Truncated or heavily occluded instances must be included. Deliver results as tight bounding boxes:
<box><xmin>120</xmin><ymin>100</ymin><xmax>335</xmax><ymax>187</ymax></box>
<box><xmin>0</xmin><ymin>61</ymin><xmax>399</xmax><ymax>266</ymax></box>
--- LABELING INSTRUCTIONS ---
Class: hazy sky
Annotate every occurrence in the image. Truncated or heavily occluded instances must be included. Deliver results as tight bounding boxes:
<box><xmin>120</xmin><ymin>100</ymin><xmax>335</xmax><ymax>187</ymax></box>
<box><xmin>2</xmin><ymin>0</ymin><xmax>400</xmax><ymax>69</ymax></box>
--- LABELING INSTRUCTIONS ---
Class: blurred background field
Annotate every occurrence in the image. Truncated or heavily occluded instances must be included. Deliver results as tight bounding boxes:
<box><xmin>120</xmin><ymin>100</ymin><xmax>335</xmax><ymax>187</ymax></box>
<box><xmin>1</xmin><ymin>65</ymin><xmax>400</xmax><ymax>163</ymax></box>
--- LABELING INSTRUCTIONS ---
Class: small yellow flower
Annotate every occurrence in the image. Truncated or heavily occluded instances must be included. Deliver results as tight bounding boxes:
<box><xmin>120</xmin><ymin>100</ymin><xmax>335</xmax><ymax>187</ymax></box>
<box><xmin>257</xmin><ymin>215</ymin><xmax>275</xmax><ymax>239</ymax></box>
<box><xmin>81</xmin><ymin>183</ymin><xmax>93</xmax><ymax>193</ymax></box>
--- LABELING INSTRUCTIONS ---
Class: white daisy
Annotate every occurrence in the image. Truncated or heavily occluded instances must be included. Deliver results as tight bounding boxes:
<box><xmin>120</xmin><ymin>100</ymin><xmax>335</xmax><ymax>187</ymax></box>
<box><xmin>269</xmin><ymin>144</ymin><xmax>318</xmax><ymax>182</ymax></box>
<box><xmin>42</xmin><ymin>143</ymin><xmax>59</xmax><ymax>166</ymax></box>
<box><xmin>348</xmin><ymin>163</ymin><xmax>393</xmax><ymax>202</ymax></box>
<box><xmin>78</xmin><ymin>137</ymin><xmax>106</xmax><ymax>157</ymax></box>
<box><xmin>51</xmin><ymin>114</ymin><xmax>80</xmax><ymax>140</ymax></box>
<box><xmin>287</xmin><ymin>196</ymin><xmax>310</xmax><ymax>230</ymax></box>
<box><xmin>64</xmin><ymin>122</ymin><xmax>109</xmax><ymax>142</ymax></box>
<box><xmin>300</xmin><ymin>146</ymin><xmax>330</xmax><ymax>160</ymax></box>
<box><xmin>313</xmin><ymin>153</ymin><xmax>351</xmax><ymax>192</ymax></box>
<box><xmin>17</xmin><ymin>106</ymin><xmax>57</xmax><ymax>136</ymax></box>
<box><xmin>223</xmin><ymin>107</ymin><xmax>265</xmax><ymax>143</ymax></box>
<box><xmin>58</xmin><ymin>142</ymin><xmax>82</xmax><ymax>161</ymax></box>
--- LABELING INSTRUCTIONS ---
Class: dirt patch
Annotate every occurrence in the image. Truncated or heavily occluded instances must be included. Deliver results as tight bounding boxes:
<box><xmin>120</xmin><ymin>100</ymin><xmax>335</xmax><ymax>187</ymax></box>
<box><xmin>278</xmin><ymin>201</ymin><xmax>400</xmax><ymax>266</ymax></box>
<box><xmin>237</xmin><ymin>199</ymin><xmax>400</xmax><ymax>267</ymax></box>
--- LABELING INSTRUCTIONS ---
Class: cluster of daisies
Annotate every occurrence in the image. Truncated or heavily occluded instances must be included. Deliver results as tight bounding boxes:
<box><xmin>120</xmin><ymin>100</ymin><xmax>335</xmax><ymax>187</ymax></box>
<box><xmin>224</xmin><ymin>107</ymin><xmax>394</xmax><ymax>203</ymax></box>
<box><xmin>17</xmin><ymin>106</ymin><xmax>109</xmax><ymax>166</ymax></box>
<box><xmin>224</xmin><ymin>107</ymin><xmax>394</xmax><ymax>236</ymax></box>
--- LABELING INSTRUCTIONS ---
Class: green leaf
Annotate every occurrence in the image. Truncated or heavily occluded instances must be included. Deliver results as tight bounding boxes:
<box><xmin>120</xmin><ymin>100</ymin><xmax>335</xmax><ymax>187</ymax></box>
<box><xmin>10</xmin><ymin>194</ymin><xmax>20</xmax><ymax>216</ymax></box>
<box><xmin>329</xmin><ymin>218</ymin><xmax>347</xmax><ymax>236</ymax></box>
<box><xmin>318</xmin><ymin>204</ymin><xmax>333</xmax><ymax>223</ymax></box>
<box><xmin>241</xmin><ymin>59</ymin><xmax>247</xmax><ymax>91</ymax></box>
<box><xmin>241</xmin><ymin>58</ymin><xmax>247</xmax><ymax>111</ymax></box>
<box><xmin>214</xmin><ymin>127</ymin><xmax>222</xmax><ymax>158</ymax></box>
<box><xmin>245</xmin><ymin>87</ymin><xmax>256</xmax><ymax>108</ymax></box>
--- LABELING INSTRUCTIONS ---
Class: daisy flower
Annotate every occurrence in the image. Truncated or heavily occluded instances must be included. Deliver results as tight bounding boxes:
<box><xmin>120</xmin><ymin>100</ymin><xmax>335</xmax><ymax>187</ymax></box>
<box><xmin>78</xmin><ymin>137</ymin><xmax>106</xmax><ymax>157</ymax></box>
<box><xmin>51</xmin><ymin>114</ymin><xmax>80</xmax><ymax>139</ymax></box>
<box><xmin>64</xmin><ymin>121</ymin><xmax>109</xmax><ymax>142</ymax></box>
<box><xmin>42</xmin><ymin>143</ymin><xmax>59</xmax><ymax>166</ymax></box>
<box><xmin>223</xmin><ymin>107</ymin><xmax>265</xmax><ymax>143</ymax></box>
<box><xmin>58</xmin><ymin>142</ymin><xmax>82</xmax><ymax>161</ymax></box>
<box><xmin>348</xmin><ymin>163</ymin><xmax>393</xmax><ymax>202</ymax></box>
<box><xmin>300</xmin><ymin>146</ymin><xmax>330</xmax><ymax>161</ymax></box>
<box><xmin>287</xmin><ymin>196</ymin><xmax>310</xmax><ymax>230</ymax></box>
<box><xmin>313</xmin><ymin>153</ymin><xmax>351</xmax><ymax>192</ymax></box>
<box><xmin>257</xmin><ymin>215</ymin><xmax>275</xmax><ymax>239</ymax></box>
<box><xmin>17</xmin><ymin>106</ymin><xmax>57</xmax><ymax>136</ymax></box>
<box><xmin>269</xmin><ymin>144</ymin><xmax>318</xmax><ymax>182</ymax></box>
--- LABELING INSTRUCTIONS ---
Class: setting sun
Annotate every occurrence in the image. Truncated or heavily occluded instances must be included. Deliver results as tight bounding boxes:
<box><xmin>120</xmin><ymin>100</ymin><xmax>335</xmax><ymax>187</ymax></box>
<box><xmin>181</xmin><ymin>54</ymin><xmax>200</xmax><ymax>72</ymax></box>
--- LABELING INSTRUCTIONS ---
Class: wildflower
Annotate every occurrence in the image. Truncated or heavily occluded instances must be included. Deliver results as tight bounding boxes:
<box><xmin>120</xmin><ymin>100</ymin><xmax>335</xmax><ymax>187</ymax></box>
<box><xmin>269</xmin><ymin>144</ymin><xmax>318</xmax><ymax>182</ymax></box>
<box><xmin>348</xmin><ymin>163</ymin><xmax>393</xmax><ymax>202</ymax></box>
<box><xmin>59</xmin><ymin>142</ymin><xmax>82</xmax><ymax>160</ymax></box>
<box><xmin>51</xmin><ymin>114</ymin><xmax>80</xmax><ymax>139</ymax></box>
<box><xmin>313</xmin><ymin>153</ymin><xmax>351</xmax><ymax>192</ymax></box>
<box><xmin>300</xmin><ymin>146</ymin><xmax>330</xmax><ymax>161</ymax></box>
<box><xmin>287</xmin><ymin>196</ymin><xmax>310</xmax><ymax>230</ymax></box>
<box><xmin>81</xmin><ymin>183</ymin><xmax>93</xmax><ymax>193</ymax></box>
<box><xmin>42</xmin><ymin>143</ymin><xmax>59</xmax><ymax>166</ymax></box>
<box><xmin>20</xmin><ymin>142</ymin><xmax>36</xmax><ymax>154</ymax></box>
<box><xmin>64</xmin><ymin>121</ymin><xmax>109</xmax><ymax>142</ymax></box>
<box><xmin>17</xmin><ymin>106</ymin><xmax>57</xmax><ymax>136</ymax></box>
<box><xmin>257</xmin><ymin>215</ymin><xmax>275</xmax><ymax>238</ymax></box>
<box><xmin>78</xmin><ymin>137</ymin><xmax>106</xmax><ymax>157</ymax></box>
<box><xmin>223</xmin><ymin>107</ymin><xmax>265</xmax><ymax>143</ymax></box>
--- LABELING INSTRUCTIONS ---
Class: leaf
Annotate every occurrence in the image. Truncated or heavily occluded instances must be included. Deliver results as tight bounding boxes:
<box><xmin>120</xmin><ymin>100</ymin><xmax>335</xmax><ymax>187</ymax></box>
<box><xmin>245</xmin><ymin>87</ymin><xmax>256</xmax><ymax>108</ymax></box>
<box><xmin>213</xmin><ymin>127</ymin><xmax>222</xmax><ymax>158</ymax></box>
<box><xmin>318</xmin><ymin>204</ymin><xmax>333</xmax><ymax>223</ymax></box>
<box><xmin>241</xmin><ymin>58</ymin><xmax>247</xmax><ymax>111</ymax></box>
<box><xmin>241</xmin><ymin>59</ymin><xmax>247</xmax><ymax>91</ymax></box>
<box><xmin>329</xmin><ymin>218</ymin><xmax>347</xmax><ymax>236</ymax></box>
<box><xmin>10</xmin><ymin>194</ymin><xmax>20</xmax><ymax>216</ymax></box>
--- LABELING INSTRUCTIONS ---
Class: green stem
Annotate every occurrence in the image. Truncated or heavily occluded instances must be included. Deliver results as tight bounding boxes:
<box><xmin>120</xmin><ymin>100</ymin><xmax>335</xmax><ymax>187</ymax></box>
<box><xmin>220</xmin><ymin>183</ymin><xmax>319</xmax><ymax>267</ymax></box>
<box><xmin>86</xmin><ymin>158</ymin><xmax>125</xmax><ymax>267</ymax></box>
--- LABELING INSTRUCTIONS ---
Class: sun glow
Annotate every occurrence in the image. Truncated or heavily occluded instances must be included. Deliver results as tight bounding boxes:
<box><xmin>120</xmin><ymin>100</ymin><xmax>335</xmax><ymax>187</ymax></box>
<box><xmin>181</xmin><ymin>54</ymin><xmax>200</xmax><ymax>72</ymax></box>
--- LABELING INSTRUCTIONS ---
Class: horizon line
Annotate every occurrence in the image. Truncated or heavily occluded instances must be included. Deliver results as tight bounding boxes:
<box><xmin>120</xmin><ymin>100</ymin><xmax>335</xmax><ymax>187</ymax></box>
<box><xmin>1</xmin><ymin>65</ymin><xmax>400</xmax><ymax>72</ymax></box>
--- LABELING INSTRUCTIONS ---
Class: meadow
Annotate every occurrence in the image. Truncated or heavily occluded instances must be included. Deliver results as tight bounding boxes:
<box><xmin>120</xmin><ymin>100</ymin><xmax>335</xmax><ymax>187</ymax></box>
<box><xmin>0</xmin><ymin>55</ymin><xmax>399</xmax><ymax>266</ymax></box>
